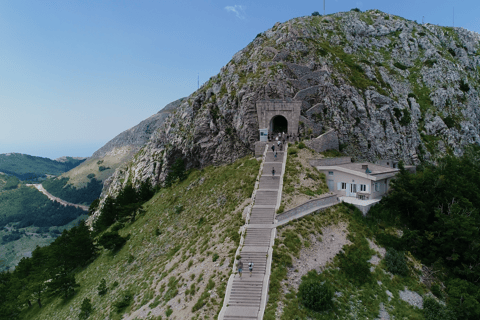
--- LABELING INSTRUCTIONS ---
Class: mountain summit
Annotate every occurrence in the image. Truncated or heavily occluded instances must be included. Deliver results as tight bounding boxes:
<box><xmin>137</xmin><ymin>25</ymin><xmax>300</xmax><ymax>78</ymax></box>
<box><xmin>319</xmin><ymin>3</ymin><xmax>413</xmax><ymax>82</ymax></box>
<box><xmin>100</xmin><ymin>9</ymin><xmax>480</xmax><ymax>199</ymax></box>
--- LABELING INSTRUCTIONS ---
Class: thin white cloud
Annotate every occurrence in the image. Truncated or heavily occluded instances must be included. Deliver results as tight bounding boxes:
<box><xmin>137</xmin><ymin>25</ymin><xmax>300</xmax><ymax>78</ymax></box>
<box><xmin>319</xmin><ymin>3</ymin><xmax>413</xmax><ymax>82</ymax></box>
<box><xmin>225</xmin><ymin>5</ymin><xmax>246</xmax><ymax>19</ymax></box>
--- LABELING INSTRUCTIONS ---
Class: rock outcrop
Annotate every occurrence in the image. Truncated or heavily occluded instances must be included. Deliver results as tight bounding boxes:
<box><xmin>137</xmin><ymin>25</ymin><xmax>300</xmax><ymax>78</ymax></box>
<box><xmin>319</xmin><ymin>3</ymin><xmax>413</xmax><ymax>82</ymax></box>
<box><xmin>95</xmin><ymin>9</ymin><xmax>480</xmax><ymax>208</ymax></box>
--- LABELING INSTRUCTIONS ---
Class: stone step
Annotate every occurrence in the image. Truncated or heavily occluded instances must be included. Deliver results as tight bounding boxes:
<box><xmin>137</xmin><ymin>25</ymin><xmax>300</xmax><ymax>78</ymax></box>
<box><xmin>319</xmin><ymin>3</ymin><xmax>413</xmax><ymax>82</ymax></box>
<box><xmin>254</xmin><ymin>190</ymin><xmax>278</xmax><ymax>206</ymax></box>
<box><xmin>223</xmin><ymin>306</ymin><xmax>259</xmax><ymax>320</ymax></box>
<box><xmin>262</xmin><ymin>163</ymin><xmax>282</xmax><ymax>176</ymax></box>
<box><xmin>265</xmin><ymin>152</ymin><xmax>285</xmax><ymax>162</ymax></box>
<box><xmin>249</xmin><ymin>219</ymin><xmax>274</xmax><ymax>224</ymax></box>
<box><xmin>258</xmin><ymin>176</ymin><xmax>280</xmax><ymax>189</ymax></box>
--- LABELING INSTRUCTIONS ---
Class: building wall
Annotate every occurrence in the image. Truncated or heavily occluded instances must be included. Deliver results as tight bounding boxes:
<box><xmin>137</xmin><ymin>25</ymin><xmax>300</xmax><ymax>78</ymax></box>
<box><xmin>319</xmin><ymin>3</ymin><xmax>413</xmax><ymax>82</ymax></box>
<box><xmin>317</xmin><ymin>169</ymin><xmax>390</xmax><ymax>199</ymax></box>
<box><xmin>304</xmin><ymin>129</ymin><xmax>339</xmax><ymax>153</ymax></box>
<box><xmin>254</xmin><ymin>141</ymin><xmax>268</xmax><ymax>157</ymax></box>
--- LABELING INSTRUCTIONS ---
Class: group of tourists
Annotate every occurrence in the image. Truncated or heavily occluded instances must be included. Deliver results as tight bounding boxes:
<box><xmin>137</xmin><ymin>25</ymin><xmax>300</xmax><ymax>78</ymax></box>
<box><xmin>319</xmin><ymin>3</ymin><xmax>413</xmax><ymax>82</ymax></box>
<box><xmin>237</xmin><ymin>260</ymin><xmax>254</xmax><ymax>277</ymax></box>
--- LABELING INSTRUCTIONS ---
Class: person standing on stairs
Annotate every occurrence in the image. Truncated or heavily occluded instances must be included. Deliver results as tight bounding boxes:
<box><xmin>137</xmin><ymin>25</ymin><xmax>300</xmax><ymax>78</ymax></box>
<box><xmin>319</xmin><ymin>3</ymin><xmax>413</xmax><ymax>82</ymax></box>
<box><xmin>272</xmin><ymin>167</ymin><xmax>275</xmax><ymax>179</ymax></box>
<box><xmin>271</xmin><ymin>144</ymin><xmax>275</xmax><ymax>153</ymax></box>
<box><xmin>274</xmin><ymin>150</ymin><xmax>277</xmax><ymax>161</ymax></box>
<box><xmin>238</xmin><ymin>260</ymin><xmax>243</xmax><ymax>278</ymax></box>
<box><xmin>249</xmin><ymin>261</ymin><xmax>254</xmax><ymax>277</ymax></box>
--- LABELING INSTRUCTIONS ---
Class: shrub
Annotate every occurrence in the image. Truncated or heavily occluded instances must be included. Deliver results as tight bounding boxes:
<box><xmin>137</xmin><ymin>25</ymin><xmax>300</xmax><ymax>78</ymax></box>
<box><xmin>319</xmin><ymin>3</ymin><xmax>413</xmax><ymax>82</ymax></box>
<box><xmin>212</xmin><ymin>253</ymin><xmax>219</xmax><ymax>262</ymax></box>
<box><xmin>298</xmin><ymin>279</ymin><xmax>333</xmax><ymax>311</ymax></box>
<box><xmin>311</xmin><ymin>11</ymin><xmax>320</xmax><ymax>16</ymax></box>
<box><xmin>98</xmin><ymin>231</ymin><xmax>128</xmax><ymax>251</ymax></box>
<box><xmin>424</xmin><ymin>59</ymin><xmax>437</xmax><ymax>67</ymax></box>
<box><xmin>431</xmin><ymin>283</ymin><xmax>442</xmax><ymax>298</ymax></box>
<box><xmin>276</xmin><ymin>204</ymin><xmax>285</xmax><ymax>214</ymax></box>
<box><xmin>394</xmin><ymin>62</ymin><xmax>409</xmax><ymax>70</ymax></box>
<box><xmin>174</xmin><ymin>205</ymin><xmax>184</xmax><ymax>214</ymax></box>
<box><xmin>166</xmin><ymin>306</ymin><xmax>173</xmax><ymax>317</ymax></box>
<box><xmin>337</xmin><ymin>235</ymin><xmax>372</xmax><ymax>285</ymax></box>
<box><xmin>98</xmin><ymin>166</ymin><xmax>110</xmax><ymax>172</ymax></box>
<box><xmin>408</xmin><ymin>93</ymin><xmax>418</xmax><ymax>99</ymax></box>
<box><xmin>288</xmin><ymin>148</ymin><xmax>298</xmax><ymax>155</ymax></box>
<box><xmin>424</xmin><ymin>296</ymin><xmax>456</xmax><ymax>320</ymax></box>
<box><xmin>298</xmin><ymin>142</ymin><xmax>306</xmax><ymax>149</ymax></box>
<box><xmin>87</xmin><ymin>173</ymin><xmax>95</xmax><ymax>179</ymax></box>
<box><xmin>351</xmin><ymin>8</ymin><xmax>361</xmax><ymax>12</ymax></box>
<box><xmin>97</xmin><ymin>278</ymin><xmax>107</xmax><ymax>296</ymax></box>
<box><xmin>384</xmin><ymin>248</ymin><xmax>408</xmax><ymax>276</ymax></box>
<box><xmin>460</xmin><ymin>79</ymin><xmax>470</xmax><ymax>92</ymax></box>
<box><xmin>443</xmin><ymin>115</ymin><xmax>455</xmax><ymax>129</ymax></box>
<box><xmin>448</xmin><ymin>48</ymin><xmax>456</xmax><ymax>57</ymax></box>
<box><xmin>114</xmin><ymin>290</ymin><xmax>133</xmax><ymax>313</ymax></box>
<box><xmin>79</xmin><ymin>298</ymin><xmax>93</xmax><ymax>319</ymax></box>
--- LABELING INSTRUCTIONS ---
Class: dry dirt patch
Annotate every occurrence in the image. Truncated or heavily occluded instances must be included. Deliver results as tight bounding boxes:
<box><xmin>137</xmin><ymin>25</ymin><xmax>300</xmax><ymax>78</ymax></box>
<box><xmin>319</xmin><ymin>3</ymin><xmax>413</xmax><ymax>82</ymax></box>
<box><xmin>284</xmin><ymin>222</ymin><xmax>350</xmax><ymax>291</ymax></box>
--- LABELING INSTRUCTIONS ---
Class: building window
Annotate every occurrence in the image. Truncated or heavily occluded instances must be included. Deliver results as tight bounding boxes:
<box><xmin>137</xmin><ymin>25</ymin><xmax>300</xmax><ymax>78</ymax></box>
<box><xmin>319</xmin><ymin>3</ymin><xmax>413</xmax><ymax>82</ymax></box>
<box><xmin>351</xmin><ymin>184</ymin><xmax>357</xmax><ymax>193</ymax></box>
<box><xmin>341</xmin><ymin>182</ymin><xmax>347</xmax><ymax>190</ymax></box>
<box><xmin>360</xmin><ymin>184</ymin><xmax>367</xmax><ymax>192</ymax></box>
<box><xmin>375</xmin><ymin>182</ymin><xmax>380</xmax><ymax>192</ymax></box>
<box><xmin>328</xmin><ymin>171</ymin><xmax>334</xmax><ymax>176</ymax></box>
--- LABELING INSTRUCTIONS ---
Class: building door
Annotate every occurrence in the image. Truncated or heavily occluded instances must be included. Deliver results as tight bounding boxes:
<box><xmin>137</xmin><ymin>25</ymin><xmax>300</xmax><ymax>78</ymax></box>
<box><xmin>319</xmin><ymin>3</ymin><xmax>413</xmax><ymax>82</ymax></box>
<box><xmin>327</xmin><ymin>180</ymin><xmax>334</xmax><ymax>192</ymax></box>
<box><xmin>349</xmin><ymin>183</ymin><xmax>357</xmax><ymax>197</ymax></box>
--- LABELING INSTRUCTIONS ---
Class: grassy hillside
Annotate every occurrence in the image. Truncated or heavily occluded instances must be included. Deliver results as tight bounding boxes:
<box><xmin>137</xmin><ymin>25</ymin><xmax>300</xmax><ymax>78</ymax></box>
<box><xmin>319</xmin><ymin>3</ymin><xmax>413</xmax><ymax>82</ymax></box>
<box><xmin>0</xmin><ymin>186</ymin><xmax>87</xmax><ymax>271</ymax></box>
<box><xmin>0</xmin><ymin>153</ymin><xmax>85</xmax><ymax>180</ymax></box>
<box><xmin>17</xmin><ymin>156</ymin><xmax>260</xmax><ymax>320</ymax></box>
<box><xmin>62</xmin><ymin>149</ymin><xmax>134</xmax><ymax>188</ymax></box>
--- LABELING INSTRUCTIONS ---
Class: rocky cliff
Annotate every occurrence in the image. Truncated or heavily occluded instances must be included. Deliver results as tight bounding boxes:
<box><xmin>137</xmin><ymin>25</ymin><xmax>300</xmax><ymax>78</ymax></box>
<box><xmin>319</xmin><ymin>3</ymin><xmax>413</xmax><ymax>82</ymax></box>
<box><xmin>98</xmin><ymin>9</ymin><xmax>480</xmax><ymax>203</ymax></box>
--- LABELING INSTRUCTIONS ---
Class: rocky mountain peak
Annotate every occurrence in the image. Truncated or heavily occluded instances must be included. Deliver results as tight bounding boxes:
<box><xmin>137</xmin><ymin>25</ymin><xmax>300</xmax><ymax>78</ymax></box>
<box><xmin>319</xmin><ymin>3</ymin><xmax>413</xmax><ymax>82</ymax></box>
<box><xmin>97</xmin><ymin>9</ymin><xmax>480</xmax><ymax>203</ymax></box>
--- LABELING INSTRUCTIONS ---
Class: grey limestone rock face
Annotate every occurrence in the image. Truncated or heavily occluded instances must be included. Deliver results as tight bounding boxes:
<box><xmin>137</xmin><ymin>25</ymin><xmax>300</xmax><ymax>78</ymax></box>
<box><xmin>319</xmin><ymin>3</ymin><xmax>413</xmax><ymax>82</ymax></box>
<box><xmin>96</xmin><ymin>9</ymin><xmax>480</xmax><ymax>209</ymax></box>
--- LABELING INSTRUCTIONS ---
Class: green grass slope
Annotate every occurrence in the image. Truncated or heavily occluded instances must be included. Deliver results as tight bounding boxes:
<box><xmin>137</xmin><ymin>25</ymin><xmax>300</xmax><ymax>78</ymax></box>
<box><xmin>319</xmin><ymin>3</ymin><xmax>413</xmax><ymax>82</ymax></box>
<box><xmin>22</xmin><ymin>156</ymin><xmax>259</xmax><ymax>320</ymax></box>
<box><xmin>0</xmin><ymin>153</ymin><xmax>85</xmax><ymax>180</ymax></box>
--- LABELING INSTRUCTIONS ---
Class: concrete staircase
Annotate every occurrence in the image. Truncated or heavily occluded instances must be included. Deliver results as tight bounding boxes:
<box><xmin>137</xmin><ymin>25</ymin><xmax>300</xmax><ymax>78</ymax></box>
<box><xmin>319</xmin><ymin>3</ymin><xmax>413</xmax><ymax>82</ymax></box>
<box><xmin>219</xmin><ymin>146</ymin><xmax>287</xmax><ymax>320</ymax></box>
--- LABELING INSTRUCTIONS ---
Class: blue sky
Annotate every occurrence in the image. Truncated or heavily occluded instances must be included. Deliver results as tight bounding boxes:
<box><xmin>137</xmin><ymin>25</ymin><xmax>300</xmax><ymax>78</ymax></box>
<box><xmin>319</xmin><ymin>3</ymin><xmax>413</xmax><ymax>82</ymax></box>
<box><xmin>0</xmin><ymin>0</ymin><xmax>479</xmax><ymax>159</ymax></box>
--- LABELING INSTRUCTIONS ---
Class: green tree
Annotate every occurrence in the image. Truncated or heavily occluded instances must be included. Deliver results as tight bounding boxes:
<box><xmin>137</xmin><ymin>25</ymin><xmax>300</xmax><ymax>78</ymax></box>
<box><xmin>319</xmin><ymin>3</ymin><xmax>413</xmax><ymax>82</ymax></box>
<box><xmin>97</xmin><ymin>278</ymin><xmax>107</xmax><ymax>296</ymax></box>
<box><xmin>165</xmin><ymin>158</ymin><xmax>186</xmax><ymax>187</ymax></box>
<box><xmin>79</xmin><ymin>298</ymin><xmax>93</xmax><ymax>319</ymax></box>
<box><xmin>98</xmin><ymin>231</ymin><xmax>128</xmax><ymax>251</ymax></box>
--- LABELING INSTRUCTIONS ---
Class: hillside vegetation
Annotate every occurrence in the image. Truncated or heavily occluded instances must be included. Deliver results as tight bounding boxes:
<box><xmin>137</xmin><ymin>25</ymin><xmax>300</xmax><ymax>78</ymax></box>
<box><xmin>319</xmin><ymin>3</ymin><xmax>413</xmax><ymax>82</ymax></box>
<box><xmin>0</xmin><ymin>186</ymin><xmax>87</xmax><ymax>271</ymax></box>
<box><xmin>0</xmin><ymin>153</ymin><xmax>85</xmax><ymax>180</ymax></box>
<box><xmin>42</xmin><ymin>177</ymin><xmax>103</xmax><ymax>206</ymax></box>
<box><xmin>1</xmin><ymin>156</ymin><xmax>259</xmax><ymax>320</ymax></box>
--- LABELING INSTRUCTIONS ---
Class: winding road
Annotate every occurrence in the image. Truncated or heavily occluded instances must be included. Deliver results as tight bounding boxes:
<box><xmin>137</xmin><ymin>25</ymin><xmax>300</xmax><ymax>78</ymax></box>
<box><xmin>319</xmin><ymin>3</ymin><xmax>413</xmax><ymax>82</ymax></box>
<box><xmin>26</xmin><ymin>184</ymin><xmax>89</xmax><ymax>211</ymax></box>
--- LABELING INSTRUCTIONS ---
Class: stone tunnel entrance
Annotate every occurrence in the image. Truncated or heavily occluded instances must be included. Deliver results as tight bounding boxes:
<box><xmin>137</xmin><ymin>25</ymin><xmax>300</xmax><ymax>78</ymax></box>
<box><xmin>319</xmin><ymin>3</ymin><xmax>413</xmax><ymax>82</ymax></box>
<box><xmin>270</xmin><ymin>115</ymin><xmax>288</xmax><ymax>134</ymax></box>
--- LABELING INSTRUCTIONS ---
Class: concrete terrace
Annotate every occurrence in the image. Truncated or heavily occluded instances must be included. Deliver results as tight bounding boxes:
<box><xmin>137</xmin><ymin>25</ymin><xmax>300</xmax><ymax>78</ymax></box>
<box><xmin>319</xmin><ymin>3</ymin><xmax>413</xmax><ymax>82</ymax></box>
<box><xmin>219</xmin><ymin>145</ymin><xmax>286</xmax><ymax>320</ymax></box>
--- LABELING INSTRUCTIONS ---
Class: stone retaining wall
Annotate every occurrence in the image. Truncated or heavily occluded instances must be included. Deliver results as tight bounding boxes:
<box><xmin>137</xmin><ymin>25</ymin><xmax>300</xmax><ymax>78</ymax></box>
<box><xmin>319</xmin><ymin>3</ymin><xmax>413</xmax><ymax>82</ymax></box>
<box><xmin>304</xmin><ymin>129</ymin><xmax>339</xmax><ymax>153</ymax></box>
<box><xmin>254</xmin><ymin>141</ymin><xmax>268</xmax><ymax>157</ymax></box>
<box><xmin>276</xmin><ymin>193</ymin><xmax>338</xmax><ymax>222</ymax></box>
<box><xmin>308</xmin><ymin>157</ymin><xmax>352</xmax><ymax>167</ymax></box>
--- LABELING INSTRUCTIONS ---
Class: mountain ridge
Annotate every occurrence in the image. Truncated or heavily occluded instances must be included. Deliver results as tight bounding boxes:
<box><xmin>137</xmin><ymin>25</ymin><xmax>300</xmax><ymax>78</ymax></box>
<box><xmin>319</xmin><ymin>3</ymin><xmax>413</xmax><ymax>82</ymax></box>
<box><xmin>96</xmin><ymin>9</ymin><xmax>480</xmax><ymax>206</ymax></box>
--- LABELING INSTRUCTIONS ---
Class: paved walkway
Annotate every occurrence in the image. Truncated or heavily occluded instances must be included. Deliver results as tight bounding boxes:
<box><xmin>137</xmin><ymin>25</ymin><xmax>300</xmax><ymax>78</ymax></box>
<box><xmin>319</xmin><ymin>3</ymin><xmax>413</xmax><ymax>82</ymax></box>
<box><xmin>26</xmin><ymin>184</ymin><xmax>89</xmax><ymax>211</ymax></box>
<box><xmin>219</xmin><ymin>145</ymin><xmax>286</xmax><ymax>320</ymax></box>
